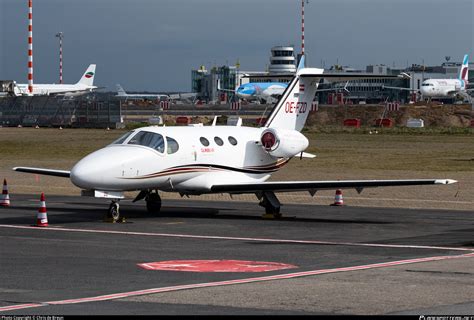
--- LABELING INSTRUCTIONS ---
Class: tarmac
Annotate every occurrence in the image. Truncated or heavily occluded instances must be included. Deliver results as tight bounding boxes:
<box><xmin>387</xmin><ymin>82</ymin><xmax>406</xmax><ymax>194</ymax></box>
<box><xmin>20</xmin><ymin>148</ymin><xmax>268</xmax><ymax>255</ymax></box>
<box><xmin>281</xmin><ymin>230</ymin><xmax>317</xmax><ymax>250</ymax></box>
<box><xmin>0</xmin><ymin>194</ymin><xmax>473</xmax><ymax>315</ymax></box>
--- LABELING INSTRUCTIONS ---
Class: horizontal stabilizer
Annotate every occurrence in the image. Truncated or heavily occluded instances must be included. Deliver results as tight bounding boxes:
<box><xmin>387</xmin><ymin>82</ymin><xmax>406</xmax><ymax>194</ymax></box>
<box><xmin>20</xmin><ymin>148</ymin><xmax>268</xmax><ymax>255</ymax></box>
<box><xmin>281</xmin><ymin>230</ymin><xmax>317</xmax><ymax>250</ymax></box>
<box><xmin>13</xmin><ymin>167</ymin><xmax>70</xmax><ymax>178</ymax></box>
<box><xmin>210</xmin><ymin>179</ymin><xmax>457</xmax><ymax>194</ymax></box>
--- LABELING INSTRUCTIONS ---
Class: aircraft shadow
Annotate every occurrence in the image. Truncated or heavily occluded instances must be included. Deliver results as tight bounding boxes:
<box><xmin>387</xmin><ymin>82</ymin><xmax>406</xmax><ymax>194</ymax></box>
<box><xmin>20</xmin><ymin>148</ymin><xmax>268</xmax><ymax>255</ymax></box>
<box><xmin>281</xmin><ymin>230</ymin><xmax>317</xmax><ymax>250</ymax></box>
<box><xmin>0</xmin><ymin>204</ymin><xmax>392</xmax><ymax>225</ymax></box>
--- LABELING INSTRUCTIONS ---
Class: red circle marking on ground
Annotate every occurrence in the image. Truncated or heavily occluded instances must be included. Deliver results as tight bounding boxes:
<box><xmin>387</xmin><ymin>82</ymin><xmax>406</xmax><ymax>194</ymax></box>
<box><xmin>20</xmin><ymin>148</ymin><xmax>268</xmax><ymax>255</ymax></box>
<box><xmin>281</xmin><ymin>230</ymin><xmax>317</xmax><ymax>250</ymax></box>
<box><xmin>137</xmin><ymin>260</ymin><xmax>298</xmax><ymax>272</ymax></box>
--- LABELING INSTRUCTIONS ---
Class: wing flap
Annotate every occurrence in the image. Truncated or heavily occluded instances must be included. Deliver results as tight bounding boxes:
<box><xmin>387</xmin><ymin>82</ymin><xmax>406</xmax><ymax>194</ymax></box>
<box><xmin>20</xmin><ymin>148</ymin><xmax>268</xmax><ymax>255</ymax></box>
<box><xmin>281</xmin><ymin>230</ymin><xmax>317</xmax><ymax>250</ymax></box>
<box><xmin>210</xmin><ymin>179</ymin><xmax>457</xmax><ymax>194</ymax></box>
<box><xmin>13</xmin><ymin>167</ymin><xmax>70</xmax><ymax>178</ymax></box>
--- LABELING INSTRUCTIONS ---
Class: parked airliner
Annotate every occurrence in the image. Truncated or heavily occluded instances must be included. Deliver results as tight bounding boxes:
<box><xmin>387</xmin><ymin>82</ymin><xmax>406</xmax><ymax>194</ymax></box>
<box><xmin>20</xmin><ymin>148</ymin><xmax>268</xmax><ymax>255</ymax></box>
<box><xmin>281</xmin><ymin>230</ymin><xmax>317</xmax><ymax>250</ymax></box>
<box><xmin>383</xmin><ymin>55</ymin><xmax>471</xmax><ymax>100</ymax></box>
<box><xmin>13</xmin><ymin>57</ymin><xmax>456</xmax><ymax>220</ymax></box>
<box><xmin>13</xmin><ymin>64</ymin><xmax>98</xmax><ymax>97</ymax></box>
<box><xmin>420</xmin><ymin>54</ymin><xmax>470</xmax><ymax>98</ymax></box>
<box><xmin>219</xmin><ymin>80</ymin><xmax>349</xmax><ymax>103</ymax></box>
<box><xmin>217</xmin><ymin>80</ymin><xmax>287</xmax><ymax>103</ymax></box>
<box><xmin>116</xmin><ymin>84</ymin><xmax>170</xmax><ymax>101</ymax></box>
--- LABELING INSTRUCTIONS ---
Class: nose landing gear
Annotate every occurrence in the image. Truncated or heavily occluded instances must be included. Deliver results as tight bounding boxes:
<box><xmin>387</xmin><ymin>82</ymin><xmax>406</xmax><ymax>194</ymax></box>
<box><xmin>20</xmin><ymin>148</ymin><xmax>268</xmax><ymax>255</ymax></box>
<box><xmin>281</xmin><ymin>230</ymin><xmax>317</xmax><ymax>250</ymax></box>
<box><xmin>106</xmin><ymin>200</ymin><xmax>124</xmax><ymax>223</ymax></box>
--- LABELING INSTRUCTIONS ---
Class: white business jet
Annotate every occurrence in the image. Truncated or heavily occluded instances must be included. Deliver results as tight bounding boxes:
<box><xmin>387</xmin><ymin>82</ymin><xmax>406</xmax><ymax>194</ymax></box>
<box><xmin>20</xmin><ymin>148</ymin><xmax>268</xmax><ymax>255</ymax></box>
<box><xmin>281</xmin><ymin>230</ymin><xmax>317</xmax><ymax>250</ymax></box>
<box><xmin>13</xmin><ymin>64</ymin><xmax>98</xmax><ymax>97</ymax></box>
<box><xmin>13</xmin><ymin>57</ymin><xmax>456</xmax><ymax>220</ymax></box>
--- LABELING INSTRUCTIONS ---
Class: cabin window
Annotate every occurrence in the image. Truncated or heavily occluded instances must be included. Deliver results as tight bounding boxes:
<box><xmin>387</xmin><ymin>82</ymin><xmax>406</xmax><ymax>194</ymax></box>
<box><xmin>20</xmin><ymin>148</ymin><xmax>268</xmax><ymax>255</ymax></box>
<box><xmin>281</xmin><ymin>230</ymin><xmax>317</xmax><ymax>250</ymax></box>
<box><xmin>200</xmin><ymin>137</ymin><xmax>210</xmax><ymax>146</ymax></box>
<box><xmin>127</xmin><ymin>131</ymin><xmax>165</xmax><ymax>153</ymax></box>
<box><xmin>166</xmin><ymin>137</ymin><xmax>179</xmax><ymax>154</ymax></box>
<box><xmin>228</xmin><ymin>136</ymin><xmax>237</xmax><ymax>146</ymax></box>
<box><xmin>214</xmin><ymin>136</ymin><xmax>224</xmax><ymax>146</ymax></box>
<box><xmin>112</xmin><ymin>131</ymin><xmax>134</xmax><ymax>144</ymax></box>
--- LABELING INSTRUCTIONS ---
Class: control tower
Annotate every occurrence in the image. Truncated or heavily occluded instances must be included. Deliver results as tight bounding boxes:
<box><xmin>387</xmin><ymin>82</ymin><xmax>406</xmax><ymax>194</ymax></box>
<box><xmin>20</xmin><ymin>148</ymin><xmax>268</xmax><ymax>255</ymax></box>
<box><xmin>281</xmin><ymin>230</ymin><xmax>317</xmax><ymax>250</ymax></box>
<box><xmin>268</xmin><ymin>46</ymin><xmax>296</xmax><ymax>74</ymax></box>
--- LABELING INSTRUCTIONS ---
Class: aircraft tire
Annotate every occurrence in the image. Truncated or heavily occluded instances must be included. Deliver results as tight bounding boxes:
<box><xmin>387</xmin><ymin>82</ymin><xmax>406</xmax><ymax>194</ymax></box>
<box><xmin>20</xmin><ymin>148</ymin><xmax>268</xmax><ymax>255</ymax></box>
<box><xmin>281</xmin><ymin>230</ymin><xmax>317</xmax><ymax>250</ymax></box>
<box><xmin>108</xmin><ymin>201</ymin><xmax>120</xmax><ymax>222</ymax></box>
<box><xmin>146</xmin><ymin>192</ymin><xmax>162</xmax><ymax>213</ymax></box>
<box><xmin>265</xmin><ymin>205</ymin><xmax>281</xmax><ymax>218</ymax></box>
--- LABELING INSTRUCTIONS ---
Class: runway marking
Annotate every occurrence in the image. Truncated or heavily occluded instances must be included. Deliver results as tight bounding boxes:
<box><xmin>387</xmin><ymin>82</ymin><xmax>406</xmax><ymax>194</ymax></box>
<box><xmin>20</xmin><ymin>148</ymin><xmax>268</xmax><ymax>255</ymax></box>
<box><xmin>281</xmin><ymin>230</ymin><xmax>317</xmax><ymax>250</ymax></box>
<box><xmin>1</xmin><ymin>252</ymin><xmax>473</xmax><ymax>313</ymax></box>
<box><xmin>0</xmin><ymin>224</ymin><xmax>473</xmax><ymax>252</ymax></box>
<box><xmin>137</xmin><ymin>260</ymin><xmax>298</xmax><ymax>272</ymax></box>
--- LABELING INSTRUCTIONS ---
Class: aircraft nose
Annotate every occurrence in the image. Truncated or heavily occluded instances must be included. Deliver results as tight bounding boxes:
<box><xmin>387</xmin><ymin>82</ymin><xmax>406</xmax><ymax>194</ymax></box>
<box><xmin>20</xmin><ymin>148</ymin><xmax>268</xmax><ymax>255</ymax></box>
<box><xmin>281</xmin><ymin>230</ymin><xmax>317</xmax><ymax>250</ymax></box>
<box><xmin>70</xmin><ymin>153</ymin><xmax>109</xmax><ymax>189</ymax></box>
<box><xmin>70</xmin><ymin>146</ymin><xmax>127</xmax><ymax>190</ymax></box>
<box><xmin>70</xmin><ymin>145</ymin><xmax>159</xmax><ymax>190</ymax></box>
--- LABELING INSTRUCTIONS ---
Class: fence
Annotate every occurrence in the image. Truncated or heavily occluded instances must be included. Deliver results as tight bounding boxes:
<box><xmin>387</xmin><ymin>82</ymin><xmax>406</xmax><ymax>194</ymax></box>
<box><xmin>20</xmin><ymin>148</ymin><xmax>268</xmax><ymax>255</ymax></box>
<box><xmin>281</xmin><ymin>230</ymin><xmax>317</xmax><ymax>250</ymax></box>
<box><xmin>0</xmin><ymin>96</ymin><xmax>121</xmax><ymax>128</ymax></box>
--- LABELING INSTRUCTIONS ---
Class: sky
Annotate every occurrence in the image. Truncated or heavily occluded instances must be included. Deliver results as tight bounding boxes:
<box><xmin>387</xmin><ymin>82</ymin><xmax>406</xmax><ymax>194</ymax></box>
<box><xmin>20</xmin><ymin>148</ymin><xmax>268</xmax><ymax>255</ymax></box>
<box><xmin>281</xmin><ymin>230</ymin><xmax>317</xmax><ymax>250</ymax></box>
<box><xmin>0</xmin><ymin>0</ymin><xmax>472</xmax><ymax>92</ymax></box>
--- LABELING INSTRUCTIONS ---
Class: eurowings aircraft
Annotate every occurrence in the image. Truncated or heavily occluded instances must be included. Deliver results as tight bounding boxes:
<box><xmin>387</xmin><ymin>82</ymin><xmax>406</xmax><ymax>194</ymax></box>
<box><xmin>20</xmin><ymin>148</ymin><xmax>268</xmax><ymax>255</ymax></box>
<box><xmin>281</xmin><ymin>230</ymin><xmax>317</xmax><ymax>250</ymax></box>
<box><xmin>420</xmin><ymin>54</ymin><xmax>471</xmax><ymax>98</ymax></box>
<box><xmin>13</xmin><ymin>57</ymin><xmax>456</xmax><ymax>220</ymax></box>
<box><xmin>116</xmin><ymin>84</ymin><xmax>170</xmax><ymax>101</ymax></box>
<box><xmin>13</xmin><ymin>64</ymin><xmax>98</xmax><ymax>97</ymax></box>
<box><xmin>383</xmin><ymin>55</ymin><xmax>472</xmax><ymax>99</ymax></box>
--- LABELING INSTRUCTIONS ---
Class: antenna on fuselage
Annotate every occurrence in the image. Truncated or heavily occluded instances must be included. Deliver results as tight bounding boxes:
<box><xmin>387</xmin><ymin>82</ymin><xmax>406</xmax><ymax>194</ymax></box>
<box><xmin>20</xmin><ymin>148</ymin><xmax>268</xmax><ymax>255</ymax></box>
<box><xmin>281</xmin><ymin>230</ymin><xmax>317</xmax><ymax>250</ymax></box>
<box><xmin>212</xmin><ymin>116</ymin><xmax>221</xmax><ymax>126</ymax></box>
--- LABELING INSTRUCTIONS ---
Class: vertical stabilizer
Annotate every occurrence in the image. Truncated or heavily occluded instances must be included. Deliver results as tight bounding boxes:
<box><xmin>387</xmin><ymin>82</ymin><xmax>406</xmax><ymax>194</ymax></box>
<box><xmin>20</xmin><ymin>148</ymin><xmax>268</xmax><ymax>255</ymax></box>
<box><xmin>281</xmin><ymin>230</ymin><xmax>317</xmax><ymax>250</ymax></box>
<box><xmin>459</xmin><ymin>54</ymin><xmax>469</xmax><ymax>89</ymax></box>
<box><xmin>77</xmin><ymin>64</ymin><xmax>96</xmax><ymax>86</ymax></box>
<box><xmin>263</xmin><ymin>66</ymin><xmax>322</xmax><ymax>131</ymax></box>
<box><xmin>116</xmin><ymin>84</ymin><xmax>127</xmax><ymax>96</ymax></box>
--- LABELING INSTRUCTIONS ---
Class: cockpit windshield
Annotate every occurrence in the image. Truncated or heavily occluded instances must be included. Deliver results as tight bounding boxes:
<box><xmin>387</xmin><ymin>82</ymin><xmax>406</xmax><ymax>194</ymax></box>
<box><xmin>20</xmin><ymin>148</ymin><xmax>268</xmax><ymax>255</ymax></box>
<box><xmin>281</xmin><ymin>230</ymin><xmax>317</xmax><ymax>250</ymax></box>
<box><xmin>127</xmin><ymin>131</ymin><xmax>165</xmax><ymax>153</ymax></box>
<box><xmin>421</xmin><ymin>83</ymin><xmax>434</xmax><ymax>87</ymax></box>
<box><xmin>111</xmin><ymin>131</ymin><xmax>134</xmax><ymax>144</ymax></box>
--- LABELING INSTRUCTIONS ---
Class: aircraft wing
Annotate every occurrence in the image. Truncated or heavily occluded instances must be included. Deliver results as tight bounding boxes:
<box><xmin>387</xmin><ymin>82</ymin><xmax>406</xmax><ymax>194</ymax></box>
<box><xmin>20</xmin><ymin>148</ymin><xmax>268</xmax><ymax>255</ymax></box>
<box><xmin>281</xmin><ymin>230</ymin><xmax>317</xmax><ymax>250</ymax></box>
<box><xmin>13</xmin><ymin>167</ymin><xmax>70</xmax><ymax>178</ymax></box>
<box><xmin>210</xmin><ymin>179</ymin><xmax>457</xmax><ymax>194</ymax></box>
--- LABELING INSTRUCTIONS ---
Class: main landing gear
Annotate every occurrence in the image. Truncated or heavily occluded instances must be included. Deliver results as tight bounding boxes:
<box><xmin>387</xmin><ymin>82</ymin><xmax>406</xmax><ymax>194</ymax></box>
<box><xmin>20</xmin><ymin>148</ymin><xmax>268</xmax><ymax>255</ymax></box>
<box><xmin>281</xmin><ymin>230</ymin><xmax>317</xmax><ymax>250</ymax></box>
<box><xmin>132</xmin><ymin>189</ymin><xmax>162</xmax><ymax>214</ymax></box>
<box><xmin>258</xmin><ymin>191</ymin><xmax>282</xmax><ymax>219</ymax></box>
<box><xmin>145</xmin><ymin>191</ymin><xmax>162</xmax><ymax>214</ymax></box>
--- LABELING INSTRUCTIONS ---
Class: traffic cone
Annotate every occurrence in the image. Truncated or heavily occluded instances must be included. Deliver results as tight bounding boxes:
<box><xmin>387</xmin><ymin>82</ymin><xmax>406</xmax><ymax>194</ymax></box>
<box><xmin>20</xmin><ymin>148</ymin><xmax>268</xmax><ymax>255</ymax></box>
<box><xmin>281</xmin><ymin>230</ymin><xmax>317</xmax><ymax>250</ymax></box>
<box><xmin>36</xmin><ymin>193</ymin><xmax>49</xmax><ymax>227</ymax></box>
<box><xmin>330</xmin><ymin>189</ymin><xmax>344</xmax><ymax>206</ymax></box>
<box><xmin>0</xmin><ymin>179</ymin><xmax>10</xmax><ymax>207</ymax></box>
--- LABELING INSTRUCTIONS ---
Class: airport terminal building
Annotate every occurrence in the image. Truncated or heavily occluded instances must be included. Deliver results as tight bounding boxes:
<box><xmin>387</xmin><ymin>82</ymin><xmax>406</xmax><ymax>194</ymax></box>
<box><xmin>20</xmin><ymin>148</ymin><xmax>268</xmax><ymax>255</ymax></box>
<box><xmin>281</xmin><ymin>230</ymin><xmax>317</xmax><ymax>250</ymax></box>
<box><xmin>191</xmin><ymin>46</ymin><xmax>474</xmax><ymax>104</ymax></box>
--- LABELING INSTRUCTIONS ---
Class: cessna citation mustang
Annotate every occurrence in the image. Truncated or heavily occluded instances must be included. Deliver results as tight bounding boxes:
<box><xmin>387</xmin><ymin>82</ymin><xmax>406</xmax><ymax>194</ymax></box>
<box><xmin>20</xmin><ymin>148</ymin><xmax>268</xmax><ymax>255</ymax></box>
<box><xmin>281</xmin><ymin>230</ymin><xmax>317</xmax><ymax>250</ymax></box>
<box><xmin>13</xmin><ymin>58</ymin><xmax>457</xmax><ymax>220</ymax></box>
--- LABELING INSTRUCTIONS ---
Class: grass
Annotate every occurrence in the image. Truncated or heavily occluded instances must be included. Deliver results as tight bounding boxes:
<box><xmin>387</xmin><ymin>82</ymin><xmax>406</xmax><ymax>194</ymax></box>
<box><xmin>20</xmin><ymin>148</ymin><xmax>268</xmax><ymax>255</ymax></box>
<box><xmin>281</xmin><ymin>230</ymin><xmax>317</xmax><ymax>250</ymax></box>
<box><xmin>1</xmin><ymin>127</ymin><xmax>472</xmax><ymax>210</ymax></box>
<box><xmin>1</xmin><ymin>127</ymin><xmax>472</xmax><ymax>173</ymax></box>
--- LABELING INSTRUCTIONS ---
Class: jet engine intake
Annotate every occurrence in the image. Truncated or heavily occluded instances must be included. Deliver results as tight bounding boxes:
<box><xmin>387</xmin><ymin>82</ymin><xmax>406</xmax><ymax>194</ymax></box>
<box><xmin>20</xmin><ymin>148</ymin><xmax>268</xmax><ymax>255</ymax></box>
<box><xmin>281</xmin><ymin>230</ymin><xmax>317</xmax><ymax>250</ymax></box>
<box><xmin>260</xmin><ymin>128</ymin><xmax>309</xmax><ymax>158</ymax></box>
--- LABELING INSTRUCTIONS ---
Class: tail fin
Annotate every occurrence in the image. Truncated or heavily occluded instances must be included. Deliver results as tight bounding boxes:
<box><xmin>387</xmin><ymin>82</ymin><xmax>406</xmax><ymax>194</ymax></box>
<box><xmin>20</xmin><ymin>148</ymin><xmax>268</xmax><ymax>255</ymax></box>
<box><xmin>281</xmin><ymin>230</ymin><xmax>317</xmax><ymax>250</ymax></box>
<box><xmin>264</xmin><ymin>65</ymin><xmax>322</xmax><ymax>131</ymax></box>
<box><xmin>77</xmin><ymin>64</ymin><xmax>96</xmax><ymax>86</ymax></box>
<box><xmin>116</xmin><ymin>84</ymin><xmax>127</xmax><ymax>96</ymax></box>
<box><xmin>459</xmin><ymin>54</ymin><xmax>469</xmax><ymax>88</ymax></box>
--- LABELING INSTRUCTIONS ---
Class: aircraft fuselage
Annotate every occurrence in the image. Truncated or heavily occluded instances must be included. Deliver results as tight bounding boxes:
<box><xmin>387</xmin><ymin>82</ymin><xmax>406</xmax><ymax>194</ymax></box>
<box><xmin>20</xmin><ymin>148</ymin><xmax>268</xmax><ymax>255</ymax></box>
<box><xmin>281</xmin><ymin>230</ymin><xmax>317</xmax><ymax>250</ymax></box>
<box><xmin>70</xmin><ymin>125</ymin><xmax>287</xmax><ymax>194</ymax></box>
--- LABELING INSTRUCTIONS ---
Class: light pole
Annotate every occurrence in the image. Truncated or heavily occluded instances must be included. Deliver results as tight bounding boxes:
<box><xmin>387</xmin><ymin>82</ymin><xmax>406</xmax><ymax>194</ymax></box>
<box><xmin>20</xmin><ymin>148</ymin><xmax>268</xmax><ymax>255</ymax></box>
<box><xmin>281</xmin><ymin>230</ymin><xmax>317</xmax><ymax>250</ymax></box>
<box><xmin>56</xmin><ymin>32</ymin><xmax>64</xmax><ymax>84</ymax></box>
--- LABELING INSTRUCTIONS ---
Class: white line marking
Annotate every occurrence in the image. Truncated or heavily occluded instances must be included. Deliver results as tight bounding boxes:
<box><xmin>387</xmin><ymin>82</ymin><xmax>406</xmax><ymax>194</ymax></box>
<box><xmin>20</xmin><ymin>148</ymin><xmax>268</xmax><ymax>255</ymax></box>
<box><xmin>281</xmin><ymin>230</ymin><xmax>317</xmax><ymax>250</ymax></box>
<box><xmin>0</xmin><ymin>224</ymin><xmax>472</xmax><ymax>252</ymax></box>
<box><xmin>1</xmin><ymin>252</ymin><xmax>473</xmax><ymax>312</ymax></box>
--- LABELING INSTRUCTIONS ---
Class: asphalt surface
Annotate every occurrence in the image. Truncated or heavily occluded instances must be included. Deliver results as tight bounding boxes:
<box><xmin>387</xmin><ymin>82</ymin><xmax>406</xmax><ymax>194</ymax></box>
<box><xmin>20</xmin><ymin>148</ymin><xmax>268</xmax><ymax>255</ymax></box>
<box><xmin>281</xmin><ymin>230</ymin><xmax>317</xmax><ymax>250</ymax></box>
<box><xmin>0</xmin><ymin>194</ymin><xmax>473</xmax><ymax>315</ymax></box>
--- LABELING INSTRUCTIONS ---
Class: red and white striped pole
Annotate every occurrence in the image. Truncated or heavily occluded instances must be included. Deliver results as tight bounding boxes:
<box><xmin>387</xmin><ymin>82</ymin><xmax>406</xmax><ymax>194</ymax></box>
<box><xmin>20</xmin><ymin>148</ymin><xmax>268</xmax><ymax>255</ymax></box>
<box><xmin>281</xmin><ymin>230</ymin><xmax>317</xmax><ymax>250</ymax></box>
<box><xmin>56</xmin><ymin>32</ymin><xmax>63</xmax><ymax>84</ymax></box>
<box><xmin>301</xmin><ymin>0</ymin><xmax>305</xmax><ymax>57</ymax></box>
<box><xmin>27</xmin><ymin>0</ymin><xmax>33</xmax><ymax>94</ymax></box>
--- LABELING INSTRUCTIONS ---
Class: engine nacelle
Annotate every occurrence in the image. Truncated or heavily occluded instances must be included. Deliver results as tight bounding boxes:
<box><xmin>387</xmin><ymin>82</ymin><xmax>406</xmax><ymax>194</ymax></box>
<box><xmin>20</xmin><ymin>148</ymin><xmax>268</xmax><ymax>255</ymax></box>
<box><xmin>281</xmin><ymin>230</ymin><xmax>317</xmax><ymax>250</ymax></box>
<box><xmin>260</xmin><ymin>128</ymin><xmax>309</xmax><ymax>158</ymax></box>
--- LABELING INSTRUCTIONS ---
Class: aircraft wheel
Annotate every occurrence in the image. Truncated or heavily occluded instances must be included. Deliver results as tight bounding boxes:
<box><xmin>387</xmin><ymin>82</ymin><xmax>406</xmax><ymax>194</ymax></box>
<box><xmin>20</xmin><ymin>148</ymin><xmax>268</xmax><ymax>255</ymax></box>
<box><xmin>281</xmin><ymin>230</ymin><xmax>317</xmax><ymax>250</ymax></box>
<box><xmin>107</xmin><ymin>201</ymin><xmax>120</xmax><ymax>222</ymax></box>
<box><xmin>146</xmin><ymin>192</ymin><xmax>162</xmax><ymax>213</ymax></box>
<box><xmin>265</xmin><ymin>205</ymin><xmax>281</xmax><ymax>218</ymax></box>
